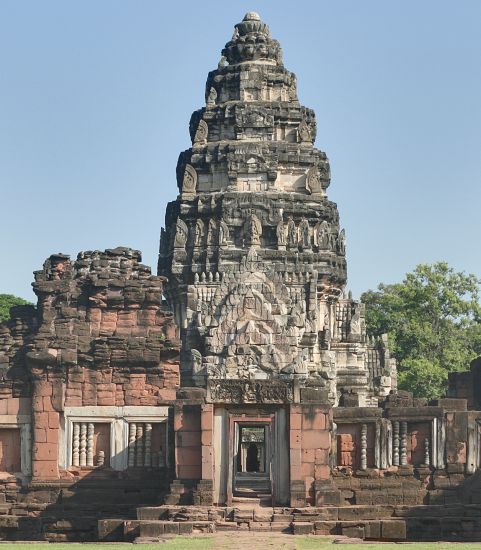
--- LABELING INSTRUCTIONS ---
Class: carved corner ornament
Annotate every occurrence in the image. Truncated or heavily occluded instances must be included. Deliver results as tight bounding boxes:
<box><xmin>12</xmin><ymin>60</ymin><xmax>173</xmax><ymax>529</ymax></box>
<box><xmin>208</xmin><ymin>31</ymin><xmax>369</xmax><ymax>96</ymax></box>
<box><xmin>182</xmin><ymin>164</ymin><xmax>197</xmax><ymax>199</ymax></box>
<box><xmin>193</xmin><ymin>120</ymin><xmax>208</xmax><ymax>146</ymax></box>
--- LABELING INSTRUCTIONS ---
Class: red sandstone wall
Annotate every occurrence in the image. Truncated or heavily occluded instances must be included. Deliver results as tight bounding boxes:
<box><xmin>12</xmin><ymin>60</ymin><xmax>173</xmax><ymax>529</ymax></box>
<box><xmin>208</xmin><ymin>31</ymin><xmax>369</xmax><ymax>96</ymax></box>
<box><xmin>290</xmin><ymin>404</ymin><xmax>331</xmax><ymax>505</ymax></box>
<box><xmin>174</xmin><ymin>404</ymin><xmax>202</xmax><ymax>480</ymax></box>
<box><xmin>1</xmin><ymin>248</ymin><xmax>181</xmax><ymax>481</ymax></box>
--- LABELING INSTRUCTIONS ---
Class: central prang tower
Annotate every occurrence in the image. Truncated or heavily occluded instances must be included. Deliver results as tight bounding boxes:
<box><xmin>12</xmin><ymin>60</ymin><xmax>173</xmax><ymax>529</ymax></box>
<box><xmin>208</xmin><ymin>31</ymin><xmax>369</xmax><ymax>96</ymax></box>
<box><xmin>159</xmin><ymin>12</ymin><xmax>396</xmax><ymax>406</ymax></box>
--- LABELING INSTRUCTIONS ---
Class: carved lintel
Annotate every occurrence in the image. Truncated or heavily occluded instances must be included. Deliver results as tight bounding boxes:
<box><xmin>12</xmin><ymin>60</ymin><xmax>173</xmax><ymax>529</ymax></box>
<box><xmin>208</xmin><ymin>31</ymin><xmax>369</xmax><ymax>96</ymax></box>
<box><xmin>207</xmin><ymin>379</ymin><xmax>294</xmax><ymax>404</ymax></box>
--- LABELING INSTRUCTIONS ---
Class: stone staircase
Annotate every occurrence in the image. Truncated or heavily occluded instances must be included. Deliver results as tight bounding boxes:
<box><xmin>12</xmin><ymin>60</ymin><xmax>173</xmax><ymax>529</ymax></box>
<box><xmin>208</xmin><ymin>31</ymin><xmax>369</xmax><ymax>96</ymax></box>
<box><xmin>98</xmin><ymin>502</ymin><xmax>481</xmax><ymax>542</ymax></box>
<box><xmin>98</xmin><ymin>504</ymin><xmax>481</xmax><ymax>542</ymax></box>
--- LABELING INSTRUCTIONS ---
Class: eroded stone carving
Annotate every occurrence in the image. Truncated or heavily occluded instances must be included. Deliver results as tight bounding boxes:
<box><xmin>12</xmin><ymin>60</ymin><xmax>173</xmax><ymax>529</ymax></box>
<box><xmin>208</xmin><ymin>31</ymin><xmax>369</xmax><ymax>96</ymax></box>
<box><xmin>287</xmin><ymin>217</ymin><xmax>297</xmax><ymax>248</ymax></box>
<box><xmin>174</xmin><ymin>218</ymin><xmax>188</xmax><ymax>249</ymax></box>
<box><xmin>219</xmin><ymin>220</ymin><xmax>229</xmax><ymax>246</ymax></box>
<box><xmin>207</xmin><ymin>87</ymin><xmax>217</xmax><ymax>106</ymax></box>
<box><xmin>276</xmin><ymin>220</ymin><xmax>286</xmax><ymax>249</ymax></box>
<box><xmin>316</xmin><ymin>220</ymin><xmax>330</xmax><ymax>249</ymax></box>
<box><xmin>194</xmin><ymin>219</ymin><xmax>205</xmax><ymax>246</ymax></box>
<box><xmin>182</xmin><ymin>164</ymin><xmax>197</xmax><ymax>195</ymax></box>
<box><xmin>244</xmin><ymin>214</ymin><xmax>262</xmax><ymax>247</ymax></box>
<box><xmin>338</xmin><ymin>228</ymin><xmax>346</xmax><ymax>255</ymax></box>
<box><xmin>298</xmin><ymin>218</ymin><xmax>310</xmax><ymax>250</ymax></box>
<box><xmin>297</xmin><ymin>120</ymin><xmax>312</xmax><ymax>143</ymax></box>
<box><xmin>208</xmin><ymin>379</ymin><xmax>294</xmax><ymax>404</ymax></box>
<box><xmin>194</xmin><ymin>120</ymin><xmax>208</xmax><ymax>145</ymax></box>
<box><xmin>306</xmin><ymin>165</ymin><xmax>322</xmax><ymax>195</ymax></box>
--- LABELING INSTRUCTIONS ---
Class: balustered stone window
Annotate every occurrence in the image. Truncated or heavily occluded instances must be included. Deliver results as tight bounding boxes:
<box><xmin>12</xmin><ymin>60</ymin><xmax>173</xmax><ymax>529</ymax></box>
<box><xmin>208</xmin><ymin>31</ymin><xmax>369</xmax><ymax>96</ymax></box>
<box><xmin>60</xmin><ymin>406</ymin><xmax>169</xmax><ymax>471</ymax></box>
<box><xmin>407</xmin><ymin>422</ymin><xmax>431</xmax><ymax>466</ymax></box>
<box><xmin>70</xmin><ymin>422</ymin><xmax>110</xmax><ymax>468</ymax></box>
<box><xmin>336</xmin><ymin>423</ymin><xmax>375</xmax><ymax>470</ymax></box>
<box><xmin>127</xmin><ymin>422</ymin><xmax>166</xmax><ymax>468</ymax></box>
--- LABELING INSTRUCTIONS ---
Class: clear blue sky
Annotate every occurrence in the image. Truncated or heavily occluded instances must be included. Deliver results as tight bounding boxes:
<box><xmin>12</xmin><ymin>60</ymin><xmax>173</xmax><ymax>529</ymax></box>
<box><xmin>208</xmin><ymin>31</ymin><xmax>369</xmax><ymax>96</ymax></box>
<box><xmin>1</xmin><ymin>1</ymin><xmax>480</xmax><ymax>301</ymax></box>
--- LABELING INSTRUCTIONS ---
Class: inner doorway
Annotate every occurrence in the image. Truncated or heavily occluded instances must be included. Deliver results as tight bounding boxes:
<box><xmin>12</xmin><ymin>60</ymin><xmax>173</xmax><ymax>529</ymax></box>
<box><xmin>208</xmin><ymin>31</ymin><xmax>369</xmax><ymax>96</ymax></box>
<box><xmin>233</xmin><ymin>422</ymin><xmax>271</xmax><ymax>499</ymax></box>
<box><xmin>237</xmin><ymin>426</ymin><xmax>266</xmax><ymax>473</ymax></box>
<box><xmin>220</xmin><ymin>408</ymin><xmax>289</xmax><ymax>507</ymax></box>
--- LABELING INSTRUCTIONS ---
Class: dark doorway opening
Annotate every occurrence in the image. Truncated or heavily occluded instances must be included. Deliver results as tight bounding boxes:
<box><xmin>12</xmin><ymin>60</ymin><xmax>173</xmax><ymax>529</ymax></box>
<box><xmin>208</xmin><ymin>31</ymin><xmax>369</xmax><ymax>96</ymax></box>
<box><xmin>246</xmin><ymin>442</ymin><xmax>260</xmax><ymax>472</ymax></box>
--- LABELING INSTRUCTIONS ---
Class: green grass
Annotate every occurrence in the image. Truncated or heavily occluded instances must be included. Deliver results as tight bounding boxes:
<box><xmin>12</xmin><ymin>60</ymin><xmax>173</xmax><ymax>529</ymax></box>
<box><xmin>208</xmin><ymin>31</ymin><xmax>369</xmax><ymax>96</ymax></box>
<box><xmin>3</xmin><ymin>540</ymin><xmax>481</xmax><ymax>549</ymax></box>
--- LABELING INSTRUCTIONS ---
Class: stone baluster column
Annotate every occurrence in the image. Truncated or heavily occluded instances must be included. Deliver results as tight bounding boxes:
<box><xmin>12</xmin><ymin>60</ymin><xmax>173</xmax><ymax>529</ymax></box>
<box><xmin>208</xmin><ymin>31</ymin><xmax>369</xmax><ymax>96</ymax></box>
<box><xmin>97</xmin><ymin>450</ymin><xmax>105</xmax><ymax>467</ymax></box>
<box><xmin>79</xmin><ymin>423</ymin><xmax>87</xmax><ymax>467</ymax></box>
<box><xmin>144</xmin><ymin>423</ymin><xmax>152</xmax><ymax>467</ymax></box>
<box><xmin>72</xmin><ymin>423</ymin><xmax>80</xmax><ymax>467</ymax></box>
<box><xmin>136</xmin><ymin>424</ymin><xmax>144</xmax><ymax>467</ymax></box>
<box><xmin>424</xmin><ymin>437</ymin><xmax>430</xmax><ymax>466</ymax></box>
<box><xmin>360</xmin><ymin>424</ymin><xmax>368</xmax><ymax>470</ymax></box>
<box><xmin>392</xmin><ymin>421</ymin><xmax>400</xmax><ymax>466</ymax></box>
<box><xmin>400</xmin><ymin>421</ymin><xmax>408</xmax><ymax>466</ymax></box>
<box><xmin>128</xmin><ymin>423</ymin><xmax>136</xmax><ymax>467</ymax></box>
<box><xmin>87</xmin><ymin>423</ymin><xmax>94</xmax><ymax>467</ymax></box>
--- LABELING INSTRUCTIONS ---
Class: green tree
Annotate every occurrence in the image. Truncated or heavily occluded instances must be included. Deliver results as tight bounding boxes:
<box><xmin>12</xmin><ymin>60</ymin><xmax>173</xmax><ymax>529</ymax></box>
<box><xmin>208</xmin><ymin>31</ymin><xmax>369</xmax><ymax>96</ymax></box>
<box><xmin>0</xmin><ymin>294</ymin><xmax>32</xmax><ymax>323</ymax></box>
<box><xmin>361</xmin><ymin>262</ymin><xmax>481</xmax><ymax>399</ymax></box>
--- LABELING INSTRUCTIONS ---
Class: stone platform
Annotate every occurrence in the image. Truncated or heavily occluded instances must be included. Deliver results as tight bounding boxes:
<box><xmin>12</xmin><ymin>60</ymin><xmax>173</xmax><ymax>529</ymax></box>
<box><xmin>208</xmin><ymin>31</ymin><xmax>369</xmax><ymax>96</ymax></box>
<box><xmin>98</xmin><ymin>502</ymin><xmax>481</xmax><ymax>542</ymax></box>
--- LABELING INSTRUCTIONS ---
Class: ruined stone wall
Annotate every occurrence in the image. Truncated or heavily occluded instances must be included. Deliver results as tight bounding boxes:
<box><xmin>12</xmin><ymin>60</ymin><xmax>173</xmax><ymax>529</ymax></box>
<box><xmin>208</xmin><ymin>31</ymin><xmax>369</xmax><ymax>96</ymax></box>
<box><xmin>0</xmin><ymin>248</ymin><xmax>182</xmax><ymax>539</ymax></box>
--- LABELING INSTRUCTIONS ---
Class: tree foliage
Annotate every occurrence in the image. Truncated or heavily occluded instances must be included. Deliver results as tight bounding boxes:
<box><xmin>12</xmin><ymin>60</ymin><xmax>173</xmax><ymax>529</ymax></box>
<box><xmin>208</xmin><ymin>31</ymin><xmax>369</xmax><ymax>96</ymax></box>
<box><xmin>361</xmin><ymin>262</ymin><xmax>481</xmax><ymax>399</ymax></box>
<box><xmin>0</xmin><ymin>294</ymin><xmax>32</xmax><ymax>323</ymax></box>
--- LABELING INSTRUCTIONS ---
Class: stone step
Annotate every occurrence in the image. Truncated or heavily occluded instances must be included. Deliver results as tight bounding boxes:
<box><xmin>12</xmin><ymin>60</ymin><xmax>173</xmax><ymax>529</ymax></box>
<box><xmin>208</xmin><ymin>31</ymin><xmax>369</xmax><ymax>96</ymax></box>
<box><xmin>215</xmin><ymin>520</ymin><xmax>292</xmax><ymax>533</ymax></box>
<box><xmin>99</xmin><ymin>519</ymin><xmax>215</xmax><ymax>541</ymax></box>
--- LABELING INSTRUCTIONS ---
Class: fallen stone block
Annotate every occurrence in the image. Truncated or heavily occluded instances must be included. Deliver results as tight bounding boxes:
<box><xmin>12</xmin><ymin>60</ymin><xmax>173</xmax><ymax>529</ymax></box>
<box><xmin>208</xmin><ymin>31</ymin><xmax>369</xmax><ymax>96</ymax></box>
<box><xmin>381</xmin><ymin>520</ymin><xmax>406</xmax><ymax>540</ymax></box>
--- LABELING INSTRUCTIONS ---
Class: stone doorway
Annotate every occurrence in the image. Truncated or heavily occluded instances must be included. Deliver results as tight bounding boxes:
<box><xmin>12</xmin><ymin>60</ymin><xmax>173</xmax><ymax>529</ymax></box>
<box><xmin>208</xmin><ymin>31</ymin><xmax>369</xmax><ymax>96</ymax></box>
<box><xmin>213</xmin><ymin>408</ymin><xmax>289</xmax><ymax>506</ymax></box>
<box><xmin>234</xmin><ymin>423</ymin><xmax>270</xmax><ymax>499</ymax></box>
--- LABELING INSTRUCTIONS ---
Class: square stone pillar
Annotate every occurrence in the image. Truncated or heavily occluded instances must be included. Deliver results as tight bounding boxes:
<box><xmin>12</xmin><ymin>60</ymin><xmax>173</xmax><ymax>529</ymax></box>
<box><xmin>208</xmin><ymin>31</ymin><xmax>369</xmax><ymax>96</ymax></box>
<box><xmin>32</xmin><ymin>377</ymin><xmax>60</xmax><ymax>480</ymax></box>
<box><xmin>289</xmin><ymin>404</ymin><xmax>305</xmax><ymax>507</ymax></box>
<box><xmin>201</xmin><ymin>403</ymin><xmax>214</xmax><ymax>481</ymax></box>
<box><xmin>289</xmin><ymin>403</ymin><xmax>335</xmax><ymax>507</ymax></box>
<box><xmin>194</xmin><ymin>403</ymin><xmax>214</xmax><ymax>505</ymax></box>
<box><xmin>173</xmin><ymin>403</ymin><xmax>201</xmax><ymax>480</ymax></box>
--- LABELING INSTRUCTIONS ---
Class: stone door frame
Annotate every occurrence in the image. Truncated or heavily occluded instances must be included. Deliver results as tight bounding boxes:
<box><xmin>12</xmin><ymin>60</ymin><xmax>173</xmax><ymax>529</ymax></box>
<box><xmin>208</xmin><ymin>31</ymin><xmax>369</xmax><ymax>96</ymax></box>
<box><xmin>226</xmin><ymin>413</ymin><xmax>274</xmax><ymax>506</ymax></box>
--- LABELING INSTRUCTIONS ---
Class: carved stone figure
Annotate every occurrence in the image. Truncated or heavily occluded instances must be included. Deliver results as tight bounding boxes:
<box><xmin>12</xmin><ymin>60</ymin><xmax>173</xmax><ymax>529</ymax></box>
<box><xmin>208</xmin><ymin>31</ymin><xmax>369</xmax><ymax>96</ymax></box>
<box><xmin>297</xmin><ymin>120</ymin><xmax>312</xmax><ymax>143</ymax></box>
<box><xmin>194</xmin><ymin>120</ymin><xmax>208</xmax><ymax>145</ymax></box>
<box><xmin>287</xmin><ymin>217</ymin><xmax>297</xmax><ymax>248</ymax></box>
<box><xmin>276</xmin><ymin>220</ymin><xmax>286</xmax><ymax>248</ymax></box>
<box><xmin>207</xmin><ymin>87</ymin><xmax>217</xmax><ymax>106</ymax></box>
<box><xmin>219</xmin><ymin>220</ymin><xmax>229</xmax><ymax>246</ymax></box>
<box><xmin>207</xmin><ymin>218</ymin><xmax>217</xmax><ymax>246</ymax></box>
<box><xmin>191</xmin><ymin>349</ymin><xmax>203</xmax><ymax>375</ymax></box>
<box><xmin>298</xmin><ymin>218</ymin><xmax>310</xmax><ymax>249</ymax></box>
<box><xmin>194</xmin><ymin>219</ymin><xmax>205</xmax><ymax>246</ymax></box>
<box><xmin>316</xmin><ymin>220</ymin><xmax>330</xmax><ymax>249</ymax></box>
<box><xmin>173</xmin><ymin>218</ymin><xmax>188</xmax><ymax>249</ymax></box>
<box><xmin>182</xmin><ymin>164</ymin><xmax>197</xmax><ymax>195</ymax></box>
<box><xmin>306</xmin><ymin>166</ymin><xmax>322</xmax><ymax>195</ymax></box>
<box><xmin>338</xmin><ymin>228</ymin><xmax>346</xmax><ymax>255</ymax></box>
<box><xmin>244</xmin><ymin>214</ymin><xmax>262</xmax><ymax>246</ymax></box>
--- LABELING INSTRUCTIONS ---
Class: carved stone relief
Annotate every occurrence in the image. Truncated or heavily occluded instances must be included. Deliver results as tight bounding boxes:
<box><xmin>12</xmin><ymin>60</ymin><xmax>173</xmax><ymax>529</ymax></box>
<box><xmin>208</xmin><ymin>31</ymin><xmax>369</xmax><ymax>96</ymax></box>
<box><xmin>194</xmin><ymin>120</ymin><xmax>208</xmax><ymax>145</ymax></box>
<box><xmin>173</xmin><ymin>218</ymin><xmax>188</xmax><ymax>249</ymax></box>
<box><xmin>297</xmin><ymin>120</ymin><xmax>312</xmax><ymax>144</ymax></box>
<box><xmin>182</xmin><ymin>164</ymin><xmax>197</xmax><ymax>195</ymax></box>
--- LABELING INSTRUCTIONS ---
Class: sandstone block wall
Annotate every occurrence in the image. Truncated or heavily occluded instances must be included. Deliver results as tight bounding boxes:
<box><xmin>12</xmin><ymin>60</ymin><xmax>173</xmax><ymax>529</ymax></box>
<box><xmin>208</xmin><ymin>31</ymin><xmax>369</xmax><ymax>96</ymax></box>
<box><xmin>0</xmin><ymin>248</ymin><xmax>181</xmax><ymax>482</ymax></box>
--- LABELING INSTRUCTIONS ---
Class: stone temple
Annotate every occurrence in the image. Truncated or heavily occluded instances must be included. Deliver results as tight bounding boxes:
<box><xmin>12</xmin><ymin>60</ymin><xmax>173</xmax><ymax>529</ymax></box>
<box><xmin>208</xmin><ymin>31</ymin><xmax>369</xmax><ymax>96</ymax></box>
<box><xmin>1</xmin><ymin>11</ymin><xmax>481</xmax><ymax>542</ymax></box>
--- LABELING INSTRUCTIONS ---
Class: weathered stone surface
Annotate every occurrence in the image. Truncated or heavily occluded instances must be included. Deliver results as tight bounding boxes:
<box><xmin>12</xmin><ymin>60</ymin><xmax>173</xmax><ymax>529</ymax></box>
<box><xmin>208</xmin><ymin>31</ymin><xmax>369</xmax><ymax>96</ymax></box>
<box><xmin>158</xmin><ymin>11</ymin><xmax>396</xmax><ymax>407</ymax></box>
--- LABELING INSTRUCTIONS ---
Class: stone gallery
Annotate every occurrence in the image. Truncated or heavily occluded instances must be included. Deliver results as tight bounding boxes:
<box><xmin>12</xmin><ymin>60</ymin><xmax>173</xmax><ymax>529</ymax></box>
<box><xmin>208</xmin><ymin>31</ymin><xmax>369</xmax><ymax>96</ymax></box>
<box><xmin>1</xmin><ymin>11</ymin><xmax>481</xmax><ymax>542</ymax></box>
